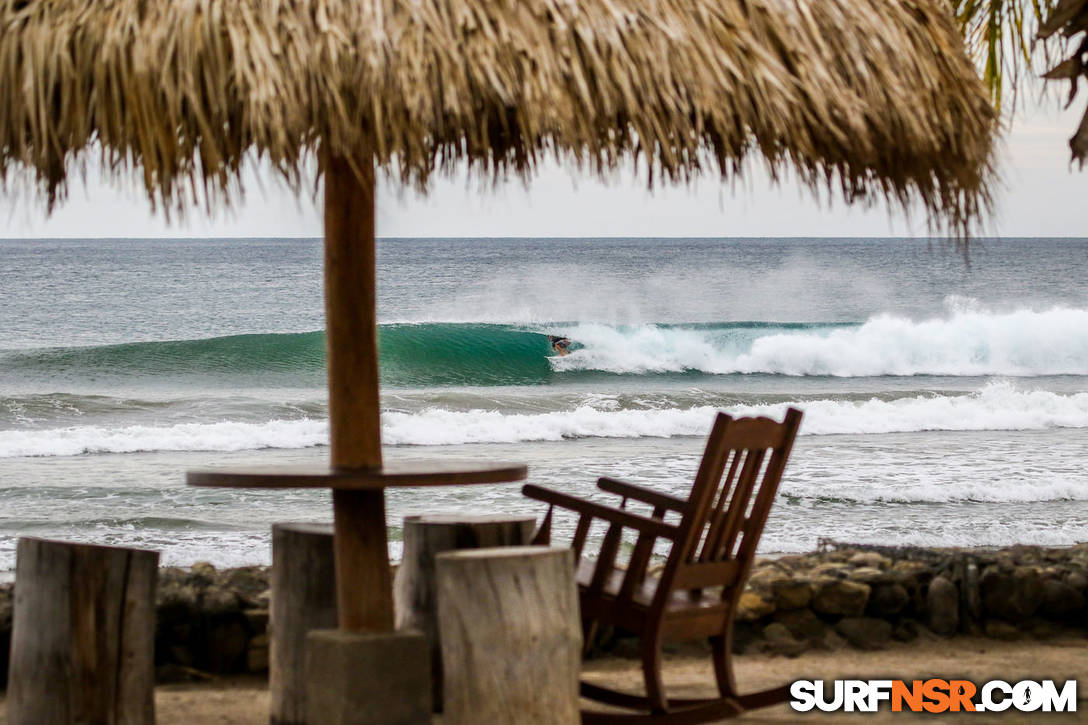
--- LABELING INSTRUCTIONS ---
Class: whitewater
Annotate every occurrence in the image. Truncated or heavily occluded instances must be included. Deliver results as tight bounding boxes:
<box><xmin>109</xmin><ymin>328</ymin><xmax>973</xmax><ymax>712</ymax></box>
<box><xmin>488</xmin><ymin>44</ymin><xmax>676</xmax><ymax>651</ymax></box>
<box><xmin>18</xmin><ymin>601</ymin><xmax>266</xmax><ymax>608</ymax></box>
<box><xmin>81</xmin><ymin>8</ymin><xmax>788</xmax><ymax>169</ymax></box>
<box><xmin>1</xmin><ymin>236</ymin><xmax>1087</xmax><ymax>572</ymax></box>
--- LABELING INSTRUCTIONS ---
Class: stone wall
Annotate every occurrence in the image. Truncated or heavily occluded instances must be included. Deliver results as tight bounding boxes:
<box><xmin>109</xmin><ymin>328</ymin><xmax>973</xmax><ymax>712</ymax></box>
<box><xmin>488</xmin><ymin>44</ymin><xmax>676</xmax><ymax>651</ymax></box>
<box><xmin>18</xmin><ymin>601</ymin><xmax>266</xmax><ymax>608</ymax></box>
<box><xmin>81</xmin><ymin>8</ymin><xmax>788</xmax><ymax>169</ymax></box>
<box><xmin>154</xmin><ymin>563</ymin><xmax>272</xmax><ymax>681</ymax></box>
<box><xmin>1</xmin><ymin>543</ymin><xmax>1087</xmax><ymax>688</ymax></box>
<box><xmin>677</xmin><ymin>541</ymin><xmax>1088</xmax><ymax>656</ymax></box>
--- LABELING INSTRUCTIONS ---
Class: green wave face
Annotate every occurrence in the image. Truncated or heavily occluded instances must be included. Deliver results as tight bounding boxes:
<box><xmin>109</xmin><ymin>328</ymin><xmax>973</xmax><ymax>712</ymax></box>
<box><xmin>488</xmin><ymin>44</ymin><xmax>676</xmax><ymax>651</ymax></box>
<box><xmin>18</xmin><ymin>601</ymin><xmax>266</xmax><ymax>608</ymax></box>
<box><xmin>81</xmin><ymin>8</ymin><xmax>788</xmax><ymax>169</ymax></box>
<box><xmin>0</xmin><ymin>321</ymin><xmax>854</xmax><ymax>389</ymax></box>
<box><xmin>0</xmin><ymin>332</ymin><xmax>329</xmax><ymax>388</ymax></box>
<box><xmin>380</xmin><ymin>324</ymin><xmax>557</xmax><ymax>386</ymax></box>
<box><xmin>0</xmin><ymin>324</ymin><xmax>562</xmax><ymax>388</ymax></box>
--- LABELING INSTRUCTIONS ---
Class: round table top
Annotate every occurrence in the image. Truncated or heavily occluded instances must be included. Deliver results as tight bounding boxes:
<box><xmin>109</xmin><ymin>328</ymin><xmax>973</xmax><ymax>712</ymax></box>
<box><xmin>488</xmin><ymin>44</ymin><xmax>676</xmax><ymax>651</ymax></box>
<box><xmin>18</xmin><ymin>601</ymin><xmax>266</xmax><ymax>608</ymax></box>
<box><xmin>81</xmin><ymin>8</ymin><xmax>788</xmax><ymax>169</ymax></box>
<box><xmin>186</xmin><ymin>460</ymin><xmax>528</xmax><ymax>490</ymax></box>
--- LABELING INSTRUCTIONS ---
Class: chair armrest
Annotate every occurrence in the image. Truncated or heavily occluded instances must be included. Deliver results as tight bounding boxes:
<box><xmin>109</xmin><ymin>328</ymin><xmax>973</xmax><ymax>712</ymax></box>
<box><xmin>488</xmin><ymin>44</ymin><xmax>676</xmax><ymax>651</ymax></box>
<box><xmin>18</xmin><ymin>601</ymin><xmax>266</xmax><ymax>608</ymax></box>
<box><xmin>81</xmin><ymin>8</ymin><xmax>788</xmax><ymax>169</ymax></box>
<box><xmin>522</xmin><ymin>484</ymin><xmax>680</xmax><ymax>540</ymax></box>
<box><xmin>597</xmin><ymin>477</ymin><xmax>688</xmax><ymax>513</ymax></box>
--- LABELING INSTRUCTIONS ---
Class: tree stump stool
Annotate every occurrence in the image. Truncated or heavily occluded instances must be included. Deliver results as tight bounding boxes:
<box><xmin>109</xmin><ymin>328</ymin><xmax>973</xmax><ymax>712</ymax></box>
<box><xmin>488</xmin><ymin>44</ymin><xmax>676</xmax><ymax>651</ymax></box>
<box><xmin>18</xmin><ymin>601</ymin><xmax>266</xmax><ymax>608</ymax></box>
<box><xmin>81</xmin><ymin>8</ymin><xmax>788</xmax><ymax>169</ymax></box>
<box><xmin>7</xmin><ymin>538</ymin><xmax>158</xmax><ymax>725</ymax></box>
<box><xmin>393</xmin><ymin>514</ymin><xmax>536</xmax><ymax>709</ymax></box>
<box><xmin>436</xmin><ymin>546</ymin><xmax>581</xmax><ymax>724</ymax></box>
<box><xmin>269</xmin><ymin>523</ymin><xmax>337</xmax><ymax>725</ymax></box>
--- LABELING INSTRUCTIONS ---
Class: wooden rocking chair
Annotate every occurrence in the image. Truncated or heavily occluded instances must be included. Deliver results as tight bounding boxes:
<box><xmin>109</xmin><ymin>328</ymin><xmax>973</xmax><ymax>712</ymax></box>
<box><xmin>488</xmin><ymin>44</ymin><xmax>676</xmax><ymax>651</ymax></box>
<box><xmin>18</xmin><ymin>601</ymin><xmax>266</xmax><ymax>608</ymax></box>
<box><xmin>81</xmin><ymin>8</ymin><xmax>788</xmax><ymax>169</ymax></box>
<box><xmin>523</xmin><ymin>408</ymin><xmax>803</xmax><ymax>723</ymax></box>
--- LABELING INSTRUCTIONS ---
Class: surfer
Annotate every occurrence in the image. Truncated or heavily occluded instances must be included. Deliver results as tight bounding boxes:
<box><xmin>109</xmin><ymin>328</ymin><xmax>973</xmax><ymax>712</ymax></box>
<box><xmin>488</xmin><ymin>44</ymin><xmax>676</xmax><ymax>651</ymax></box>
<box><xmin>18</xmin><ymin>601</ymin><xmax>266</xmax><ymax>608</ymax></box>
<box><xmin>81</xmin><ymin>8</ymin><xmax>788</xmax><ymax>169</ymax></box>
<box><xmin>548</xmin><ymin>335</ymin><xmax>573</xmax><ymax>356</ymax></box>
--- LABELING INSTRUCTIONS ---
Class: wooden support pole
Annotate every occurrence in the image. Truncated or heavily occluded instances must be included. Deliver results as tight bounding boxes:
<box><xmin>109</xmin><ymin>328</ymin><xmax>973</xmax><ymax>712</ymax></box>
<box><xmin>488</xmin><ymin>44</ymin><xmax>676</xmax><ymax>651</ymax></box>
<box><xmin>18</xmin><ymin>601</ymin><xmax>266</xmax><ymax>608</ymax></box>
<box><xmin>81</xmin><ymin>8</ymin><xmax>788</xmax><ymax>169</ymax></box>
<box><xmin>436</xmin><ymin>547</ymin><xmax>582</xmax><ymax>724</ymax></box>
<box><xmin>7</xmin><ymin>538</ymin><xmax>158</xmax><ymax>725</ymax></box>
<box><xmin>269</xmin><ymin>523</ymin><xmax>337</xmax><ymax>725</ymax></box>
<box><xmin>323</xmin><ymin>149</ymin><xmax>393</xmax><ymax>633</ymax></box>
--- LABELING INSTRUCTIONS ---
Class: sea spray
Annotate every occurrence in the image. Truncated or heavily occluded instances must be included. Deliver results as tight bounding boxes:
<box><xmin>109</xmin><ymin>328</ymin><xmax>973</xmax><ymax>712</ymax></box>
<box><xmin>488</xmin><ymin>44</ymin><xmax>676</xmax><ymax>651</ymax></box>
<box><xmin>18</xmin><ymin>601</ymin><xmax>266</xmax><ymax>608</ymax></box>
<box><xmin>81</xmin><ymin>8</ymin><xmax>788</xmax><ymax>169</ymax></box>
<box><xmin>552</xmin><ymin>306</ymin><xmax>1088</xmax><ymax>377</ymax></box>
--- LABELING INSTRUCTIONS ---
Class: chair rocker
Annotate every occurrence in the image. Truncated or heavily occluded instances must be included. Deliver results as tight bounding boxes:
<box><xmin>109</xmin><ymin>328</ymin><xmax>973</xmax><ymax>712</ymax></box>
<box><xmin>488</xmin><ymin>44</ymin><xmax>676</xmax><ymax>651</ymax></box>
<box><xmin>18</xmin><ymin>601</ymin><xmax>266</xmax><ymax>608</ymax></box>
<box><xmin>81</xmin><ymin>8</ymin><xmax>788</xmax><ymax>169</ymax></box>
<box><xmin>523</xmin><ymin>408</ymin><xmax>803</xmax><ymax>723</ymax></box>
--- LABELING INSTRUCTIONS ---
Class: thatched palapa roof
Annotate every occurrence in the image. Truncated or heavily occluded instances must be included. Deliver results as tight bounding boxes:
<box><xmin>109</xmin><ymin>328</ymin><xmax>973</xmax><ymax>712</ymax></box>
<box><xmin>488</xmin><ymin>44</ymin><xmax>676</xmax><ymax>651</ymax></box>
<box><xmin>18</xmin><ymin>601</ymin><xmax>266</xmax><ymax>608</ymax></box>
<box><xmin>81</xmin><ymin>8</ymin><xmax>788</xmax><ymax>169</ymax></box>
<box><xmin>0</xmin><ymin>0</ymin><xmax>995</xmax><ymax>229</ymax></box>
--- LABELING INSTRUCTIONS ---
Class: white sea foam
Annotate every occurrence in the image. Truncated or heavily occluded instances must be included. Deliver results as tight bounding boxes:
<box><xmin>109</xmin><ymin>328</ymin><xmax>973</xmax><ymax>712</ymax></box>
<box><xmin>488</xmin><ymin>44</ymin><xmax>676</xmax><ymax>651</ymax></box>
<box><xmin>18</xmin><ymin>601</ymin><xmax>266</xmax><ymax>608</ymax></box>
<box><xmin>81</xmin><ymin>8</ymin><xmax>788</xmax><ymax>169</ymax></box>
<box><xmin>2</xmin><ymin>383</ymin><xmax>1087</xmax><ymax>457</ymax></box>
<box><xmin>0</xmin><ymin>419</ymin><xmax>329</xmax><ymax>458</ymax></box>
<box><xmin>552</xmin><ymin>305</ymin><xmax>1088</xmax><ymax>376</ymax></box>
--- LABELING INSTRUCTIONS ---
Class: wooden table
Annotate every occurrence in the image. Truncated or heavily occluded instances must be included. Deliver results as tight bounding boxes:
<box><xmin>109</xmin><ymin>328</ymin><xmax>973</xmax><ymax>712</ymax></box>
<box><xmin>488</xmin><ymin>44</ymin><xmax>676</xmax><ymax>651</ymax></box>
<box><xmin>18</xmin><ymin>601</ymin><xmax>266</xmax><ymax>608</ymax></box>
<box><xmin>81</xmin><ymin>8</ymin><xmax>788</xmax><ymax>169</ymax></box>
<box><xmin>187</xmin><ymin>460</ymin><xmax>528</xmax><ymax>631</ymax></box>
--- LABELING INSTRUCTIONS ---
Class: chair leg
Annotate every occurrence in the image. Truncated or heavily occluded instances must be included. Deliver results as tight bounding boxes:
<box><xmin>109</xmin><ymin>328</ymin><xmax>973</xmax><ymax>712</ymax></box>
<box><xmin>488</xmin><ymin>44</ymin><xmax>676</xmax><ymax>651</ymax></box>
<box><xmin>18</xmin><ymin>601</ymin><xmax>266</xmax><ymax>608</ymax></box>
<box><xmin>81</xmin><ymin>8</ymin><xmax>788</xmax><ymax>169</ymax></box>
<box><xmin>710</xmin><ymin>631</ymin><xmax>791</xmax><ymax>714</ymax></box>
<box><xmin>583</xmin><ymin>619</ymin><xmax>600</xmax><ymax>656</ymax></box>
<box><xmin>709</xmin><ymin>633</ymin><xmax>738</xmax><ymax>699</ymax></box>
<box><xmin>641</xmin><ymin>631</ymin><xmax>668</xmax><ymax>714</ymax></box>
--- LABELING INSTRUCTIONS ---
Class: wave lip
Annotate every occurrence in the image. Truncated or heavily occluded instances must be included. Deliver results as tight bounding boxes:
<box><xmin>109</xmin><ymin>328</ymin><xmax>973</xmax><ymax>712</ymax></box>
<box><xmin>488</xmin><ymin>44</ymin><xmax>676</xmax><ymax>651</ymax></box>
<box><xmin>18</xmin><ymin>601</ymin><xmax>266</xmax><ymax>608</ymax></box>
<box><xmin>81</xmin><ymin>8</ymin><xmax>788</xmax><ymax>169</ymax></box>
<box><xmin>3</xmin><ymin>383</ymin><xmax>1087</xmax><ymax>457</ymax></box>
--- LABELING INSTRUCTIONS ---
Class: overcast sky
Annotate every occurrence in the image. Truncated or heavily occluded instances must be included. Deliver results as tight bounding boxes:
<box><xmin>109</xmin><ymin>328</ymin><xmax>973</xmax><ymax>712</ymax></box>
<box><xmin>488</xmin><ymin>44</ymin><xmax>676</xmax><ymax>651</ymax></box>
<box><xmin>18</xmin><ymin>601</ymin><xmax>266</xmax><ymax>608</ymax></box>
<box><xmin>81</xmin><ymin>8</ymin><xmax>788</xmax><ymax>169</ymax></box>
<box><xmin>3</xmin><ymin>102</ymin><xmax>1085</xmax><ymax>239</ymax></box>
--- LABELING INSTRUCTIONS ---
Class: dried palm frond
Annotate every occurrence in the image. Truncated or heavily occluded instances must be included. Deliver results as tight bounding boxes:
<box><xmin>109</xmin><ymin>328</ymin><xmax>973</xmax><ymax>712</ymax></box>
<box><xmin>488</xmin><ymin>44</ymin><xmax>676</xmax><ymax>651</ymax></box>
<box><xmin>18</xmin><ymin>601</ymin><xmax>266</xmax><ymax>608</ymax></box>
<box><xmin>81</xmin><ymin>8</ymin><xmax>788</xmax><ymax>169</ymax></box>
<box><xmin>951</xmin><ymin>0</ymin><xmax>1059</xmax><ymax>113</ymax></box>
<box><xmin>0</xmin><ymin>0</ymin><xmax>996</xmax><ymax>232</ymax></box>
<box><xmin>1037</xmin><ymin>0</ymin><xmax>1088</xmax><ymax>164</ymax></box>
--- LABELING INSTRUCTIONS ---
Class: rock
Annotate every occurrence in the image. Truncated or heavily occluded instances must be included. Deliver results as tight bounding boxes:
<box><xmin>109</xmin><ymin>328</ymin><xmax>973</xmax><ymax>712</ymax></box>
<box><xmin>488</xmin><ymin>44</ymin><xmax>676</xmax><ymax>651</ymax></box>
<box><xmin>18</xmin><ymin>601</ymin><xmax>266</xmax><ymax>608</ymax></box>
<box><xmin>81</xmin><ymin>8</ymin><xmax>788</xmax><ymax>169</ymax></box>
<box><xmin>748</xmin><ymin>568</ymin><xmax>788</xmax><ymax>588</ymax></box>
<box><xmin>1040</xmin><ymin>579</ymin><xmax>1085</xmax><ymax>618</ymax></box>
<box><xmin>168</xmin><ymin>644</ymin><xmax>194</xmax><ymax>666</ymax></box>
<box><xmin>847</xmin><ymin>567</ymin><xmax>889</xmax><ymax>584</ymax></box>
<box><xmin>892</xmin><ymin>619</ymin><xmax>921</xmax><ymax>642</ymax></box>
<box><xmin>247</xmin><ymin>633</ymin><xmax>270</xmax><ymax>672</ymax></box>
<box><xmin>761</xmin><ymin>623</ymin><xmax>807</xmax><ymax>657</ymax></box>
<box><xmin>776</xmin><ymin>555</ymin><xmax>808</xmax><ymax>571</ymax></box>
<box><xmin>662</xmin><ymin>639</ymin><xmax>710</xmax><ymax>656</ymax></box>
<box><xmin>835</xmin><ymin>617</ymin><xmax>892</xmax><ymax>650</ymax></box>
<box><xmin>156</xmin><ymin>663</ymin><xmax>215</xmax><ymax>684</ymax></box>
<box><xmin>221</xmin><ymin>566</ymin><xmax>270</xmax><ymax>608</ymax></box>
<box><xmin>773</xmin><ymin>609</ymin><xmax>827</xmax><ymax>641</ymax></box>
<box><xmin>243</xmin><ymin>608</ymin><xmax>269</xmax><ymax>634</ymax></box>
<box><xmin>761</xmin><ymin>622</ymin><xmax>793</xmax><ymax>641</ymax></box>
<box><xmin>730</xmin><ymin>622</ymin><xmax>759</xmax><ymax>654</ymax></box>
<box><xmin>980</xmin><ymin>566</ymin><xmax>1043</xmax><ymax>620</ymax></box>
<box><xmin>189</xmin><ymin>561</ymin><xmax>218</xmax><ymax>581</ymax></box>
<box><xmin>205</xmin><ymin>616</ymin><xmax>249</xmax><ymax>672</ymax></box>
<box><xmin>926</xmin><ymin>576</ymin><xmax>959</xmax><ymax>636</ymax></box>
<box><xmin>1064</xmin><ymin>571</ymin><xmax>1087</xmax><ymax>593</ymax></box>
<box><xmin>984</xmin><ymin>620</ymin><xmax>1020</xmax><ymax>640</ymax></box>
<box><xmin>891</xmin><ymin>560</ymin><xmax>932</xmax><ymax>580</ymax></box>
<box><xmin>816</xmin><ymin>629</ymin><xmax>848</xmax><ymax>651</ymax></box>
<box><xmin>1025</xmin><ymin>618</ymin><xmax>1061</xmax><ymax>639</ymax></box>
<box><xmin>869</xmin><ymin>583</ymin><xmax>910</xmax><ymax>616</ymax></box>
<box><xmin>0</xmin><ymin>584</ymin><xmax>13</xmax><ymax>630</ymax></box>
<box><xmin>200</xmin><ymin>587</ymin><xmax>240</xmax><ymax>615</ymax></box>
<box><xmin>606</xmin><ymin>635</ymin><xmax>641</xmax><ymax>660</ymax></box>
<box><xmin>157</xmin><ymin>580</ymin><xmax>199</xmax><ymax>617</ymax></box>
<box><xmin>849</xmin><ymin>552</ymin><xmax>891</xmax><ymax>570</ymax></box>
<box><xmin>771</xmin><ymin>579</ymin><xmax>813</xmax><ymax>610</ymax></box>
<box><xmin>811</xmin><ymin>563</ymin><xmax>851</xmax><ymax>579</ymax></box>
<box><xmin>964</xmin><ymin>562</ymin><xmax>981</xmax><ymax>621</ymax></box>
<box><xmin>812</xmin><ymin>579</ymin><xmax>870</xmax><ymax>617</ymax></box>
<box><xmin>736</xmin><ymin>591</ymin><xmax>775</xmax><ymax>621</ymax></box>
<box><xmin>252</xmin><ymin>588</ymin><xmax>272</xmax><ymax>609</ymax></box>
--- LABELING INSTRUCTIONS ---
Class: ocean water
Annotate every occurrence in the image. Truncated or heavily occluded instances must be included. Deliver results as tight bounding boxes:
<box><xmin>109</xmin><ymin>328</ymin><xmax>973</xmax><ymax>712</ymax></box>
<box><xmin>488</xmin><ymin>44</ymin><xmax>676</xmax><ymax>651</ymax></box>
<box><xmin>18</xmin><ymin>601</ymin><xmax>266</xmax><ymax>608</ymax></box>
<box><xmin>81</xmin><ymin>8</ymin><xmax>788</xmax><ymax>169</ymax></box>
<box><xmin>1</xmin><ymin>236</ymin><xmax>1087</xmax><ymax>574</ymax></box>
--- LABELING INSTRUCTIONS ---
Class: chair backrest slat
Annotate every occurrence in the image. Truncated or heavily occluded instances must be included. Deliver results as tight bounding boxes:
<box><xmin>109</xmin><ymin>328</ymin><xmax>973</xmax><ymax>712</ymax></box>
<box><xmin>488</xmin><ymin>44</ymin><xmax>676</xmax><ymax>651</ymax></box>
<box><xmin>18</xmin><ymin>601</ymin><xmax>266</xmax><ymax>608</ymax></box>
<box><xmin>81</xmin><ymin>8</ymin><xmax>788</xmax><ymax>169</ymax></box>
<box><xmin>571</xmin><ymin>515</ymin><xmax>592</xmax><ymax>561</ymax></box>
<box><xmin>698</xmin><ymin>450</ymin><xmax>742</xmax><ymax>562</ymax></box>
<box><xmin>653</xmin><ymin>408</ymin><xmax>802</xmax><ymax>611</ymax></box>
<box><xmin>716</xmin><ymin>447</ymin><xmax>766</xmax><ymax>562</ymax></box>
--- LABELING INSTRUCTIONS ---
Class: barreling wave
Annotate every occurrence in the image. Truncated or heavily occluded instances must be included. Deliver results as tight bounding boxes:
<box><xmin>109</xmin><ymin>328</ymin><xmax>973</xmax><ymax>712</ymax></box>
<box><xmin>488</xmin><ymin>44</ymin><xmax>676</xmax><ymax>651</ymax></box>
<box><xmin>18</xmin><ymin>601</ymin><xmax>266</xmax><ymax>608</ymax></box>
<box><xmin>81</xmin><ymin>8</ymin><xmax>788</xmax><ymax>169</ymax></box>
<box><xmin>0</xmin><ymin>324</ymin><xmax>558</xmax><ymax>388</ymax></box>
<box><xmin>3</xmin><ymin>383</ymin><xmax>1087</xmax><ymax>457</ymax></box>
<box><xmin>3</xmin><ymin>305</ymin><xmax>1088</xmax><ymax>389</ymax></box>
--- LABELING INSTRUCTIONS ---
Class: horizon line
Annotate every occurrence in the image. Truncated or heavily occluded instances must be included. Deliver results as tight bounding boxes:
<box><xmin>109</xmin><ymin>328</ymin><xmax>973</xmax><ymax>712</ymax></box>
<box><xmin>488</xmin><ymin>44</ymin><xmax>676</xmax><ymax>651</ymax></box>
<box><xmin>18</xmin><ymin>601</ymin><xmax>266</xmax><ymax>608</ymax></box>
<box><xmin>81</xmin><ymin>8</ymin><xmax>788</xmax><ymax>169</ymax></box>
<box><xmin>2</xmin><ymin>234</ymin><xmax>1087</xmax><ymax>241</ymax></box>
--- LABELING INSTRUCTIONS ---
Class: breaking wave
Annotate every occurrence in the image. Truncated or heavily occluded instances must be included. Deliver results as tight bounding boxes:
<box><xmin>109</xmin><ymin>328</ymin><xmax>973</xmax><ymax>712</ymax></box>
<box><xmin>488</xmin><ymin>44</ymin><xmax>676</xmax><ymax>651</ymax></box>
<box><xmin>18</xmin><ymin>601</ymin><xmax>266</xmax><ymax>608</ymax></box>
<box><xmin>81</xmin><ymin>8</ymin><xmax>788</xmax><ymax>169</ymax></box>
<box><xmin>2</xmin><ymin>382</ymin><xmax>1086</xmax><ymax>457</ymax></box>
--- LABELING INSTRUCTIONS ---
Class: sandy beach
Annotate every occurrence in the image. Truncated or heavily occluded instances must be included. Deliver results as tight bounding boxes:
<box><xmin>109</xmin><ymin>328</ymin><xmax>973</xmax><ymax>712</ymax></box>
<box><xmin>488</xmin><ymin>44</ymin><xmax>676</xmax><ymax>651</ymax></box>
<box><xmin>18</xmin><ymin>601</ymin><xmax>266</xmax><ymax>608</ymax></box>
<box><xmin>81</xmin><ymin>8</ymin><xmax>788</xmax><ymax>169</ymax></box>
<box><xmin>3</xmin><ymin>635</ymin><xmax>1084</xmax><ymax>723</ymax></box>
